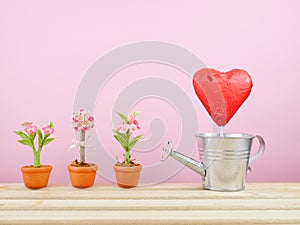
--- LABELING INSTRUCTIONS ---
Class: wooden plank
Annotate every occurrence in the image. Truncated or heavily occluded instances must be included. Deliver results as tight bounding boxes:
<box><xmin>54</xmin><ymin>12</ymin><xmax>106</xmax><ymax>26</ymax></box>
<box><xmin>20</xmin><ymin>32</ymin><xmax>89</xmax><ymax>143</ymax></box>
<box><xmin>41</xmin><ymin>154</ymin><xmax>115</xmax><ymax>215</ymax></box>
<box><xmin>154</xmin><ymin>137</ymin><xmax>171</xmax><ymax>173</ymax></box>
<box><xmin>1</xmin><ymin>210</ymin><xmax>300</xmax><ymax>225</ymax></box>
<box><xmin>1</xmin><ymin>198</ymin><xmax>300</xmax><ymax>211</ymax></box>
<box><xmin>1</xmin><ymin>183</ymin><xmax>300</xmax><ymax>192</ymax></box>
<box><xmin>1</xmin><ymin>183</ymin><xmax>300</xmax><ymax>224</ymax></box>
<box><xmin>0</xmin><ymin>190</ymin><xmax>298</xmax><ymax>200</ymax></box>
<box><xmin>1</xmin><ymin>183</ymin><xmax>300</xmax><ymax>200</ymax></box>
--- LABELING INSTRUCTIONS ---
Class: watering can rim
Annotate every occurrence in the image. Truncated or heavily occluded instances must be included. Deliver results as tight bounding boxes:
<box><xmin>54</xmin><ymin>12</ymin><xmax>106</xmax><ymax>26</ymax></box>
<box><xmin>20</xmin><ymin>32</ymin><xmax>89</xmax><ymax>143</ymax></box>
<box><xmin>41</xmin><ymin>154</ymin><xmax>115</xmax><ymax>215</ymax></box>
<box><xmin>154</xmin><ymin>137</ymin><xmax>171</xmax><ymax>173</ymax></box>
<box><xmin>195</xmin><ymin>133</ymin><xmax>257</xmax><ymax>139</ymax></box>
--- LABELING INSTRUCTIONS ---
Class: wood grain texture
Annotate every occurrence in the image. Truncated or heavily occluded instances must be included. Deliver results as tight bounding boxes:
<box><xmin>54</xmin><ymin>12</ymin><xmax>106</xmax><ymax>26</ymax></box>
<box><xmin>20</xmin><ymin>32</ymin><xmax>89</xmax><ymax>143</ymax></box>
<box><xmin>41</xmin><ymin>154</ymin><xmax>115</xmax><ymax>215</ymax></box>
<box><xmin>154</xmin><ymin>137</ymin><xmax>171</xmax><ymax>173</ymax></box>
<box><xmin>0</xmin><ymin>183</ymin><xmax>300</xmax><ymax>224</ymax></box>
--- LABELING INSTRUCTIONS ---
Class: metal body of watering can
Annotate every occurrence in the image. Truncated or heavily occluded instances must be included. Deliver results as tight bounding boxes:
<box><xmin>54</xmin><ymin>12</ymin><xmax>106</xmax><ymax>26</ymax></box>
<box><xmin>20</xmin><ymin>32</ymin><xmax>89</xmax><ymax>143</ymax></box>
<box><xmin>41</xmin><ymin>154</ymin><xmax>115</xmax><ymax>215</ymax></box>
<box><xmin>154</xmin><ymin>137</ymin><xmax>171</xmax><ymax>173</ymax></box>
<box><xmin>161</xmin><ymin>133</ymin><xmax>265</xmax><ymax>192</ymax></box>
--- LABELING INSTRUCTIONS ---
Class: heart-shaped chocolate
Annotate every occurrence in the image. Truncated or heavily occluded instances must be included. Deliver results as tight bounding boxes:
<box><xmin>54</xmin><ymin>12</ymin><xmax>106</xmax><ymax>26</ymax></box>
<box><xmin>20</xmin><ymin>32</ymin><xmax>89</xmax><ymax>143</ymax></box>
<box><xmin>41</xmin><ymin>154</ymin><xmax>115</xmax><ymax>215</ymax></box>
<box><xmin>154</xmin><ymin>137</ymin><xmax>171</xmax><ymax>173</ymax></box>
<box><xmin>193</xmin><ymin>68</ymin><xmax>253</xmax><ymax>126</ymax></box>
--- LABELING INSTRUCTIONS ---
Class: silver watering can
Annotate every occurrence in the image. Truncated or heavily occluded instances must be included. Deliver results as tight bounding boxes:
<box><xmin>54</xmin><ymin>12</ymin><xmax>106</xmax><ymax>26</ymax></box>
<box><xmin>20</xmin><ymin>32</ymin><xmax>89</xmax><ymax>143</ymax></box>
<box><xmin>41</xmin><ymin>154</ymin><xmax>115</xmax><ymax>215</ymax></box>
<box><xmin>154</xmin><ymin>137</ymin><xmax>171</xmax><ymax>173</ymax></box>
<box><xmin>161</xmin><ymin>133</ymin><xmax>265</xmax><ymax>191</ymax></box>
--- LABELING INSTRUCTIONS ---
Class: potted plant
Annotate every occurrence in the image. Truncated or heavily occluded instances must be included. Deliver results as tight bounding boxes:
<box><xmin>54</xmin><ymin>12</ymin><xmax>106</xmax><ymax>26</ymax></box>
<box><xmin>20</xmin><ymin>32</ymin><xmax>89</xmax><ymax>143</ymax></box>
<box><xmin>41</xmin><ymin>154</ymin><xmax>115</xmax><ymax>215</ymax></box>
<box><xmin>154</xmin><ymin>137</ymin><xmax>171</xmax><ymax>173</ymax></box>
<box><xmin>113</xmin><ymin>111</ymin><xmax>144</xmax><ymax>188</ymax></box>
<box><xmin>15</xmin><ymin>121</ymin><xmax>55</xmax><ymax>189</ymax></box>
<box><xmin>68</xmin><ymin>109</ymin><xmax>98</xmax><ymax>188</ymax></box>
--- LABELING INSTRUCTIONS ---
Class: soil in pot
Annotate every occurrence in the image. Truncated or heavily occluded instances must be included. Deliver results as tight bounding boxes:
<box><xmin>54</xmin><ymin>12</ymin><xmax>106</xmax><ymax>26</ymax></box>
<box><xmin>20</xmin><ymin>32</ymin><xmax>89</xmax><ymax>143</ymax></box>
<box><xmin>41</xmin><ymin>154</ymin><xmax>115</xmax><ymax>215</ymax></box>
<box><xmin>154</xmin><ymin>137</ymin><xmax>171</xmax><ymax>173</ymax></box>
<box><xmin>21</xmin><ymin>165</ymin><xmax>53</xmax><ymax>189</ymax></box>
<box><xmin>113</xmin><ymin>162</ymin><xmax>142</xmax><ymax>188</ymax></box>
<box><xmin>68</xmin><ymin>160</ymin><xmax>98</xmax><ymax>188</ymax></box>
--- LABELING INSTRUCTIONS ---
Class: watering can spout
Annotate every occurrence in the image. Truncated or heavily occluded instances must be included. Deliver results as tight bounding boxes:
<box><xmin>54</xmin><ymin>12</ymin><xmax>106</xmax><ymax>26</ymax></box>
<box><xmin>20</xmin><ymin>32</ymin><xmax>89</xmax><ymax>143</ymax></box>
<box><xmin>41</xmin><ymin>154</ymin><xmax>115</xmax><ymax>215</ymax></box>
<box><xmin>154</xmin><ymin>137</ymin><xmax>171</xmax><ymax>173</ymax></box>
<box><xmin>161</xmin><ymin>140</ymin><xmax>206</xmax><ymax>177</ymax></box>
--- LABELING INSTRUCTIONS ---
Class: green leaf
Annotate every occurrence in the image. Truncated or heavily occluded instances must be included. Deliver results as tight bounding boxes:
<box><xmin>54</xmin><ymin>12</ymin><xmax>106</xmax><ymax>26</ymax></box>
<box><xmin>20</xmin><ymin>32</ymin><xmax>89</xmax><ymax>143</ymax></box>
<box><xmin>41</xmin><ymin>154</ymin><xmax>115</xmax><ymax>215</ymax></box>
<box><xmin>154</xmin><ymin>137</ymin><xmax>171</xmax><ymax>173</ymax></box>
<box><xmin>128</xmin><ymin>134</ymin><xmax>143</xmax><ymax>151</ymax></box>
<box><xmin>114</xmin><ymin>135</ymin><xmax>128</xmax><ymax>151</ymax></box>
<box><xmin>126</xmin><ymin>130</ymin><xmax>130</xmax><ymax>142</ymax></box>
<box><xmin>117</xmin><ymin>112</ymin><xmax>128</xmax><ymax>123</ymax></box>
<box><xmin>15</xmin><ymin>130</ymin><xmax>22</xmax><ymax>135</ymax></box>
<box><xmin>49</xmin><ymin>121</ymin><xmax>54</xmax><ymax>128</ymax></box>
<box><xmin>114</xmin><ymin>130</ymin><xmax>131</xmax><ymax>144</ymax></box>
<box><xmin>43</xmin><ymin>138</ymin><xmax>55</xmax><ymax>146</ymax></box>
<box><xmin>114</xmin><ymin>134</ymin><xmax>128</xmax><ymax>147</ymax></box>
<box><xmin>31</xmin><ymin>131</ymin><xmax>37</xmax><ymax>140</ymax></box>
<box><xmin>38</xmin><ymin>130</ymin><xmax>43</xmax><ymax>148</ymax></box>
<box><xmin>113</xmin><ymin>130</ymin><xmax>127</xmax><ymax>139</ymax></box>
<box><xmin>131</xmin><ymin>134</ymin><xmax>144</xmax><ymax>142</ymax></box>
<box><xmin>17</xmin><ymin>139</ymin><xmax>32</xmax><ymax>147</ymax></box>
<box><xmin>15</xmin><ymin>130</ymin><xmax>30</xmax><ymax>140</ymax></box>
<box><xmin>133</xmin><ymin>111</ymin><xmax>141</xmax><ymax>117</ymax></box>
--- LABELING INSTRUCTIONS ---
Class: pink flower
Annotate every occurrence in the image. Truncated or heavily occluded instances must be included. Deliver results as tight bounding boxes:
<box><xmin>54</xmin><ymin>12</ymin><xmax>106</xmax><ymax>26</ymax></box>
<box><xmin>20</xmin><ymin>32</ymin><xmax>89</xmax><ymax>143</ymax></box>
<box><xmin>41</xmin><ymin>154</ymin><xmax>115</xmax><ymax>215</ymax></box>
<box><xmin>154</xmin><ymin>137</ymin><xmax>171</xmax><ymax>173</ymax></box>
<box><xmin>132</xmin><ymin>120</ymin><xmax>141</xmax><ymax>129</ymax></box>
<box><xmin>41</xmin><ymin>125</ymin><xmax>55</xmax><ymax>135</ymax></box>
<box><xmin>71</xmin><ymin>110</ymin><xmax>95</xmax><ymax>132</ymax></box>
<box><xmin>129</xmin><ymin>124</ymin><xmax>138</xmax><ymax>133</ymax></box>
<box><xmin>129</xmin><ymin>115</ymin><xmax>141</xmax><ymax>129</ymax></box>
<box><xmin>21</xmin><ymin>122</ymin><xmax>32</xmax><ymax>128</ymax></box>
<box><xmin>129</xmin><ymin>115</ymin><xmax>135</xmax><ymax>124</ymax></box>
<box><xmin>24</xmin><ymin>125</ymin><xmax>37</xmax><ymax>135</ymax></box>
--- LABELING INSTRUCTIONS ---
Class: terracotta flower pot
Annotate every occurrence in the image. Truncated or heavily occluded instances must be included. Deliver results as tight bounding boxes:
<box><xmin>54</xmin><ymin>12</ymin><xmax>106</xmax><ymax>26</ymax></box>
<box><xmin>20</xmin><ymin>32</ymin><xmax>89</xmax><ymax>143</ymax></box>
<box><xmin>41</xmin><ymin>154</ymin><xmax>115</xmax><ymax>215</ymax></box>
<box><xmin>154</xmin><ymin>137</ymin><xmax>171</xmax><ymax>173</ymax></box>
<box><xmin>21</xmin><ymin>165</ymin><xmax>52</xmax><ymax>189</ymax></box>
<box><xmin>113</xmin><ymin>164</ymin><xmax>142</xmax><ymax>188</ymax></box>
<box><xmin>68</xmin><ymin>164</ymin><xmax>98</xmax><ymax>188</ymax></box>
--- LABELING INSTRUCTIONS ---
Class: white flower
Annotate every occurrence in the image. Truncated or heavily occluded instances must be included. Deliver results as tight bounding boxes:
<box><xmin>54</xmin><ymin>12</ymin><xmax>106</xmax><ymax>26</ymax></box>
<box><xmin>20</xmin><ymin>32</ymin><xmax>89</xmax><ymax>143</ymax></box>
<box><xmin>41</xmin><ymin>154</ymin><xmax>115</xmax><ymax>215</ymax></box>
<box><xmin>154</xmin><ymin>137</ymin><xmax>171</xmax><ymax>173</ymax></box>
<box><xmin>119</xmin><ymin>123</ymin><xmax>129</xmax><ymax>133</ymax></box>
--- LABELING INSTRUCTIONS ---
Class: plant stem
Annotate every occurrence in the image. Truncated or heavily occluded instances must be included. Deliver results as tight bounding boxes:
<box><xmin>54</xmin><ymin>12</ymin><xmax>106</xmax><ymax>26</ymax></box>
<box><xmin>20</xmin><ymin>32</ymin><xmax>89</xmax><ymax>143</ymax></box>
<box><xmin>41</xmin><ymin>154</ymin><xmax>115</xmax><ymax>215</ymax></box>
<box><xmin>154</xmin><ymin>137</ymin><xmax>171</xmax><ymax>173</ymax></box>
<box><xmin>80</xmin><ymin>130</ymin><xmax>85</xmax><ymax>164</ymax></box>
<box><xmin>33</xmin><ymin>150</ymin><xmax>41</xmax><ymax>167</ymax></box>
<box><xmin>124</xmin><ymin>151</ymin><xmax>130</xmax><ymax>164</ymax></box>
<box><xmin>124</xmin><ymin>131</ymin><xmax>131</xmax><ymax>164</ymax></box>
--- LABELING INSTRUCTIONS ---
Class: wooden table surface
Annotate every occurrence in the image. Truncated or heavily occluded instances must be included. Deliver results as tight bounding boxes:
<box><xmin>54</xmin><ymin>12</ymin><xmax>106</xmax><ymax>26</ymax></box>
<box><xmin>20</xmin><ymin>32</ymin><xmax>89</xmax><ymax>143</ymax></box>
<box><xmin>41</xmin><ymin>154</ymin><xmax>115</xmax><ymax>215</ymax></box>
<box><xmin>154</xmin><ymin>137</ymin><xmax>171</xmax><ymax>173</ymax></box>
<box><xmin>0</xmin><ymin>183</ymin><xmax>300</xmax><ymax>224</ymax></box>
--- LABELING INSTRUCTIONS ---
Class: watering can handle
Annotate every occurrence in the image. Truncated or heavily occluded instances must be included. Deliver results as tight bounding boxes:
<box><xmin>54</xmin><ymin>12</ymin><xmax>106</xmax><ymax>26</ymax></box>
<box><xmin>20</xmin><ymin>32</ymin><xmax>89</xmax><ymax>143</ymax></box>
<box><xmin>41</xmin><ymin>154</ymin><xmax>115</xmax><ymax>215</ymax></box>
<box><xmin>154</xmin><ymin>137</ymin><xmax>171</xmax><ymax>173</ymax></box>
<box><xmin>249</xmin><ymin>135</ymin><xmax>265</xmax><ymax>167</ymax></box>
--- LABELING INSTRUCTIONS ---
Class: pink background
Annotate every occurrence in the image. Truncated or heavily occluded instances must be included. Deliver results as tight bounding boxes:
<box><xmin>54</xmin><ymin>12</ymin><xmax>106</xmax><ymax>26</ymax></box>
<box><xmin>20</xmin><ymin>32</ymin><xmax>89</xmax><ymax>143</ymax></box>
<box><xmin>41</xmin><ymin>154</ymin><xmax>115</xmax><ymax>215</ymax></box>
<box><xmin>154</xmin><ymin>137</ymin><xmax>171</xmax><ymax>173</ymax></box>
<box><xmin>1</xmin><ymin>0</ymin><xmax>300</xmax><ymax>184</ymax></box>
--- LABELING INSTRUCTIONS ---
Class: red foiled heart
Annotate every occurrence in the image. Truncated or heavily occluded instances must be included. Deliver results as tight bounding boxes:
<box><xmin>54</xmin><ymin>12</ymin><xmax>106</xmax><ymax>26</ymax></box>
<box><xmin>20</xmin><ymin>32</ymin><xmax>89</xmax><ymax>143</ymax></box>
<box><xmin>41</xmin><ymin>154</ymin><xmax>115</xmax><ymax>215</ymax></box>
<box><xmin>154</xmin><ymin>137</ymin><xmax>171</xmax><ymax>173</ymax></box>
<box><xmin>193</xmin><ymin>68</ymin><xmax>253</xmax><ymax>126</ymax></box>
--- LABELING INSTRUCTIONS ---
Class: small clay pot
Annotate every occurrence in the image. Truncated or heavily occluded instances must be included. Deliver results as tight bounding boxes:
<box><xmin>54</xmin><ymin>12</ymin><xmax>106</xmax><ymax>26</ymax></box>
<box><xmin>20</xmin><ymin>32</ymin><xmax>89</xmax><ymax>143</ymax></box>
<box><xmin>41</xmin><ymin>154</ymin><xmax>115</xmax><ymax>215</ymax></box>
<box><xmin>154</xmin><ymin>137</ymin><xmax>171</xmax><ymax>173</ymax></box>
<box><xmin>68</xmin><ymin>164</ymin><xmax>98</xmax><ymax>188</ymax></box>
<box><xmin>21</xmin><ymin>165</ymin><xmax>52</xmax><ymax>189</ymax></box>
<box><xmin>113</xmin><ymin>164</ymin><xmax>142</xmax><ymax>188</ymax></box>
